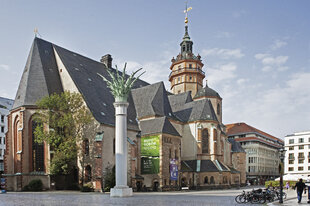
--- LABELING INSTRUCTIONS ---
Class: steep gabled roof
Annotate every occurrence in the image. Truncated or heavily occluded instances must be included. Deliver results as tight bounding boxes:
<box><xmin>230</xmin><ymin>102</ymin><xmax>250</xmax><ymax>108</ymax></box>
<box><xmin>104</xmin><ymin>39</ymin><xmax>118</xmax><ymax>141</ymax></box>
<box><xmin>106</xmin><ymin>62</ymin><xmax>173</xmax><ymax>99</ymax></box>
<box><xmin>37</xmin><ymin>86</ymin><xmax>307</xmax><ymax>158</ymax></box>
<box><xmin>171</xmin><ymin>98</ymin><xmax>218</xmax><ymax>122</ymax></box>
<box><xmin>180</xmin><ymin>160</ymin><xmax>219</xmax><ymax>172</ymax></box>
<box><xmin>13</xmin><ymin>38</ymin><xmax>63</xmax><ymax>109</ymax></box>
<box><xmin>168</xmin><ymin>91</ymin><xmax>192</xmax><ymax>109</ymax></box>
<box><xmin>53</xmin><ymin>44</ymin><xmax>149</xmax><ymax>130</ymax></box>
<box><xmin>131</xmin><ymin>82</ymin><xmax>174</xmax><ymax>119</ymax></box>
<box><xmin>139</xmin><ymin>117</ymin><xmax>180</xmax><ymax>137</ymax></box>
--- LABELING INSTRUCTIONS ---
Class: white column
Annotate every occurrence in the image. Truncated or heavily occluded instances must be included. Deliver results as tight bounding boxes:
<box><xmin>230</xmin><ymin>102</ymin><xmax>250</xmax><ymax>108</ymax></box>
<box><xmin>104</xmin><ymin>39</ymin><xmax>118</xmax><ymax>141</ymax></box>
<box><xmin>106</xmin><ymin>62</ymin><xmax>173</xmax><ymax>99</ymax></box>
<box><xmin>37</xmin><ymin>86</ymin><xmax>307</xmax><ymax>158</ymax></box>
<box><xmin>110</xmin><ymin>102</ymin><xmax>133</xmax><ymax>197</ymax></box>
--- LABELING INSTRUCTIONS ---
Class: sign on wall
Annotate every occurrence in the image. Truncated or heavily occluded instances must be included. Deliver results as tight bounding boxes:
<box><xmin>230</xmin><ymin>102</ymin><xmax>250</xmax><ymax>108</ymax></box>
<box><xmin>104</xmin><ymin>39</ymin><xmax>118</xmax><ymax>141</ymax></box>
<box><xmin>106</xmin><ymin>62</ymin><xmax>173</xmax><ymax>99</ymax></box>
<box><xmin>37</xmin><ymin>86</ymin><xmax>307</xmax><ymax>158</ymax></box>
<box><xmin>141</xmin><ymin>135</ymin><xmax>160</xmax><ymax>157</ymax></box>
<box><xmin>170</xmin><ymin>159</ymin><xmax>178</xmax><ymax>180</ymax></box>
<box><xmin>141</xmin><ymin>135</ymin><xmax>160</xmax><ymax>174</ymax></box>
<box><xmin>141</xmin><ymin>157</ymin><xmax>159</xmax><ymax>174</ymax></box>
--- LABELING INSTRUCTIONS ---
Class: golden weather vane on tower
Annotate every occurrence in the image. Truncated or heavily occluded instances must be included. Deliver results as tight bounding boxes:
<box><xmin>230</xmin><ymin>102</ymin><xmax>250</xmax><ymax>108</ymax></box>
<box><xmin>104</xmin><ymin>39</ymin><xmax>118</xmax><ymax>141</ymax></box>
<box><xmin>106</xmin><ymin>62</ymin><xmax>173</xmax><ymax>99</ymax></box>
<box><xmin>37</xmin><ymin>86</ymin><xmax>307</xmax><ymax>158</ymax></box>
<box><xmin>184</xmin><ymin>1</ymin><xmax>192</xmax><ymax>25</ymax></box>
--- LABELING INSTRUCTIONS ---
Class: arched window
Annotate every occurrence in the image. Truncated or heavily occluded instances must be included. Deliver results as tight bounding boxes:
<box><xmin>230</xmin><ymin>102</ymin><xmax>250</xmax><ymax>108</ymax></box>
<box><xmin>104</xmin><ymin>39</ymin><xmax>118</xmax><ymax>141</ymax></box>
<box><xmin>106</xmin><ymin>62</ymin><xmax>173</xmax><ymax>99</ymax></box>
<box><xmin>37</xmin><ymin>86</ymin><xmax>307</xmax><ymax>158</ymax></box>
<box><xmin>83</xmin><ymin>139</ymin><xmax>89</xmax><ymax>156</ymax></box>
<box><xmin>217</xmin><ymin>103</ymin><xmax>221</xmax><ymax>115</ymax></box>
<box><xmin>204</xmin><ymin>176</ymin><xmax>208</xmax><ymax>184</ymax></box>
<box><xmin>210</xmin><ymin>176</ymin><xmax>215</xmax><ymax>184</ymax></box>
<box><xmin>182</xmin><ymin>45</ymin><xmax>185</xmax><ymax>52</ymax></box>
<box><xmin>202</xmin><ymin>129</ymin><xmax>209</xmax><ymax>153</ymax></box>
<box><xmin>223</xmin><ymin>176</ymin><xmax>228</xmax><ymax>184</ymax></box>
<box><xmin>213</xmin><ymin>129</ymin><xmax>217</xmax><ymax>154</ymax></box>
<box><xmin>32</xmin><ymin>121</ymin><xmax>44</xmax><ymax>172</ymax></box>
<box><xmin>85</xmin><ymin>165</ymin><xmax>92</xmax><ymax>182</ymax></box>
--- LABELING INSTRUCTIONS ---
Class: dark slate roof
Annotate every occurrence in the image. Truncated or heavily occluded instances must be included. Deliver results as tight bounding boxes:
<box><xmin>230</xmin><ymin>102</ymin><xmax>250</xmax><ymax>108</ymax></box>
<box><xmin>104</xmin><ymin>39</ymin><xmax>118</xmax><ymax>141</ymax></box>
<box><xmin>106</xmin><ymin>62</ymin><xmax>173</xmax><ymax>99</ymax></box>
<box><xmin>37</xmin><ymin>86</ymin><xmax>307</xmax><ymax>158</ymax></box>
<box><xmin>131</xmin><ymin>82</ymin><xmax>175</xmax><ymax>119</ymax></box>
<box><xmin>228</xmin><ymin>166</ymin><xmax>241</xmax><ymax>174</ymax></box>
<box><xmin>228</xmin><ymin>138</ymin><xmax>246</xmax><ymax>153</ymax></box>
<box><xmin>193</xmin><ymin>83</ymin><xmax>221</xmax><ymax>100</ymax></box>
<box><xmin>180</xmin><ymin>160</ymin><xmax>219</xmax><ymax>172</ymax></box>
<box><xmin>13</xmin><ymin>38</ymin><xmax>63</xmax><ymax>109</ymax></box>
<box><xmin>171</xmin><ymin>98</ymin><xmax>218</xmax><ymax>122</ymax></box>
<box><xmin>139</xmin><ymin>117</ymin><xmax>181</xmax><ymax>137</ymax></box>
<box><xmin>53</xmin><ymin>44</ymin><xmax>149</xmax><ymax>130</ymax></box>
<box><xmin>168</xmin><ymin>91</ymin><xmax>192</xmax><ymax>110</ymax></box>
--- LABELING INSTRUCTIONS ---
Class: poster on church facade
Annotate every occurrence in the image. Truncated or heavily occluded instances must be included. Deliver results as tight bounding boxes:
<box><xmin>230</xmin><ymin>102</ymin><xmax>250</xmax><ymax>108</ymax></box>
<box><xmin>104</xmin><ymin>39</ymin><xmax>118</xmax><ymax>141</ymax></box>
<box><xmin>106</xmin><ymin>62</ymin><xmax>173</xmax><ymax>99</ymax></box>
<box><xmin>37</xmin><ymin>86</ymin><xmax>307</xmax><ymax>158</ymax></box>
<box><xmin>141</xmin><ymin>135</ymin><xmax>160</xmax><ymax>157</ymax></box>
<box><xmin>141</xmin><ymin>157</ymin><xmax>159</xmax><ymax>174</ymax></box>
<box><xmin>170</xmin><ymin>159</ymin><xmax>178</xmax><ymax>180</ymax></box>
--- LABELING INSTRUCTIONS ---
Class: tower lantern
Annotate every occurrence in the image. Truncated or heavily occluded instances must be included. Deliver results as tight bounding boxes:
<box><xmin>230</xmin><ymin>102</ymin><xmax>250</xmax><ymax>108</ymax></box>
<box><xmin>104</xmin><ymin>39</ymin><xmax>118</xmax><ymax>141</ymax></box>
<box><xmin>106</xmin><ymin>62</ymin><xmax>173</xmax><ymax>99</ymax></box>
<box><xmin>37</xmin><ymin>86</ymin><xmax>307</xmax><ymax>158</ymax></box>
<box><xmin>169</xmin><ymin>5</ymin><xmax>205</xmax><ymax>97</ymax></box>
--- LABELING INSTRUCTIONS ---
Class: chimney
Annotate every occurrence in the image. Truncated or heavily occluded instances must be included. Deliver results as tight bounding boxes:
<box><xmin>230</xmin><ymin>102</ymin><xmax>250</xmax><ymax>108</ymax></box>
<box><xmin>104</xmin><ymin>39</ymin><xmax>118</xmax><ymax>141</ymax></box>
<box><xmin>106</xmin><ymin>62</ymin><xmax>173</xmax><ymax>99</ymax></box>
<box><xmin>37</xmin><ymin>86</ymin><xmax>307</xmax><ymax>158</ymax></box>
<box><xmin>100</xmin><ymin>54</ymin><xmax>113</xmax><ymax>68</ymax></box>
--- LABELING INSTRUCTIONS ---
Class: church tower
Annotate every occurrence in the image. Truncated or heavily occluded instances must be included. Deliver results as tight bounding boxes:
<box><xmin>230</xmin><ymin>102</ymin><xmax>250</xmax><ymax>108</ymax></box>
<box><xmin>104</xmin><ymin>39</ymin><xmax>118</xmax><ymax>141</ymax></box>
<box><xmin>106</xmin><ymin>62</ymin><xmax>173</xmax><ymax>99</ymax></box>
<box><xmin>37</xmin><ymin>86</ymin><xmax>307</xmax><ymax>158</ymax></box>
<box><xmin>169</xmin><ymin>7</ymin><xmax>205</xmax><ymax>97</ymax></box>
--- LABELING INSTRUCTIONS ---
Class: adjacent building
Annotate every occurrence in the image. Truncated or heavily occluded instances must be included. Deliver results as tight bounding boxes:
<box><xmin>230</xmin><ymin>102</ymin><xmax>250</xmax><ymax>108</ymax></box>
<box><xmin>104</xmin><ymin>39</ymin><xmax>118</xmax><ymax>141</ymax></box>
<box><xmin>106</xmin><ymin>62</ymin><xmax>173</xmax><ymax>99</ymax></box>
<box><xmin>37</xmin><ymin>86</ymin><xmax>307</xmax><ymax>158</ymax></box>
<box><xmin>226</xmin><ymin>123</ymin><xmax>284</xmax><ymax>185</ymax></box>
<box><xmin>284</xmin><ymin>131</ymin><xmax>310</xmax><ymax>176</ymax></box>
<box><xmin>0</xmin><ymin>97</ymin><xmax>14</xmax><ymax>174</ymax></box>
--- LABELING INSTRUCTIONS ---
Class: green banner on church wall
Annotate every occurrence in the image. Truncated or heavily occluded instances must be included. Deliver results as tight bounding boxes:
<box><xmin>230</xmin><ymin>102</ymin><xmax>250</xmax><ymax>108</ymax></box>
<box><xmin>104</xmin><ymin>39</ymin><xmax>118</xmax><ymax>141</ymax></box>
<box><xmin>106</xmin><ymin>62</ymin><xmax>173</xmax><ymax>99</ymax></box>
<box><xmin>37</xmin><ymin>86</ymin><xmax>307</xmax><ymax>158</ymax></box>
<box><xmin>141</xmin><ymin>157</ymin><xmax>159</xmax><ymax>174</ymax></box>
<box><xmin>141</xmin><ymin>135</ymin><xmax>160</xmax><ymax>157</ymax></box>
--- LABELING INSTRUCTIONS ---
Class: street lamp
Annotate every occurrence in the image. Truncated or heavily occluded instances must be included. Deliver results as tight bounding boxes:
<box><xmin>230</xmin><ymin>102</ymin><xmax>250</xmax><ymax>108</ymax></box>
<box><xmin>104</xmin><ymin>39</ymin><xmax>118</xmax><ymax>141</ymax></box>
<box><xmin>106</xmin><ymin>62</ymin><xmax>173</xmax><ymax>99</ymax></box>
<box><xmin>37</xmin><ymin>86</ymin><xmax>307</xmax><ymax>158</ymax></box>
<box><xmin>279</xmin><ymin>147</ymin><xmax>286</xmax><ymax>204</ymax></box>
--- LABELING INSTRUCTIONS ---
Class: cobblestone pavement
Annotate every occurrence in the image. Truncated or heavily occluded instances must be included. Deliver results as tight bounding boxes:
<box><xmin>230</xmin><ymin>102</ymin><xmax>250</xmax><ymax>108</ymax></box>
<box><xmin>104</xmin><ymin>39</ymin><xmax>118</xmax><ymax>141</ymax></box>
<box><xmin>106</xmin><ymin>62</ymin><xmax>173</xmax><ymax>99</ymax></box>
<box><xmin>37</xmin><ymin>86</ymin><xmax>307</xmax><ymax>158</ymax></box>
<box><xmin>0</xmin><ymin>187</ymin><xmax>266</xmax><ymax>206</ymax></box>
<box><xmin>268</xmin><ymin>188</ymin><xmax>310</xmax><ymax>206</ymax></box>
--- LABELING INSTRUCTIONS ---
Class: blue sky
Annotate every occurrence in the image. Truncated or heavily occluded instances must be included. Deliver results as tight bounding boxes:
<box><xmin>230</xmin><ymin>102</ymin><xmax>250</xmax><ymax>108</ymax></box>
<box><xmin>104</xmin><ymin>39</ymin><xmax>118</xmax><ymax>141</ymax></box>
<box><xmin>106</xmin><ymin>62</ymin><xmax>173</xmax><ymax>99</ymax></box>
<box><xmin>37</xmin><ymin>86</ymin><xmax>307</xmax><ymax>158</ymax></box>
<box><xmin>0</xmin><ymin>0</ymin><xmax>309</xmax><ymax>138</ymax></box>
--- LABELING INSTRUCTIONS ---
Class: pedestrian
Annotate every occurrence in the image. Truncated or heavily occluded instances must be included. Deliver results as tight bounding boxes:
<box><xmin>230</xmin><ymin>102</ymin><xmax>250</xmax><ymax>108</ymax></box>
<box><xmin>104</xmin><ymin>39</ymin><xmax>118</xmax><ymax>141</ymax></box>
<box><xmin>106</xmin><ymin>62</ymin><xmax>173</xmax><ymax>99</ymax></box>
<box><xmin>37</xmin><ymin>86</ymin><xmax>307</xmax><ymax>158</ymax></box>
<box><xmin>286</xmin><ymin>182</ymin><xmax>290</xmax><ymax>190</ymax></box>
<box><xmin>294</xmin><ymin>178</ymin><xmax>306</xmax><ymax>203</ymax></box>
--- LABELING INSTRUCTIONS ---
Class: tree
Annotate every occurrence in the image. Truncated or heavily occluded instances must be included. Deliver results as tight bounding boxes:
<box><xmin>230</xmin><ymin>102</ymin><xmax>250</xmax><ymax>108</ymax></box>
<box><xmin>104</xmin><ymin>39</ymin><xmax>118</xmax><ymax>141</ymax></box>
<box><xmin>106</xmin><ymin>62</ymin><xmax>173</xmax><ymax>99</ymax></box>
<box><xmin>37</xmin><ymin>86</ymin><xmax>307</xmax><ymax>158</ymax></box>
<box><xmin>34</xmin><ymin>91</ymin><xmax>93</xmax><ymax>175</ymax></box>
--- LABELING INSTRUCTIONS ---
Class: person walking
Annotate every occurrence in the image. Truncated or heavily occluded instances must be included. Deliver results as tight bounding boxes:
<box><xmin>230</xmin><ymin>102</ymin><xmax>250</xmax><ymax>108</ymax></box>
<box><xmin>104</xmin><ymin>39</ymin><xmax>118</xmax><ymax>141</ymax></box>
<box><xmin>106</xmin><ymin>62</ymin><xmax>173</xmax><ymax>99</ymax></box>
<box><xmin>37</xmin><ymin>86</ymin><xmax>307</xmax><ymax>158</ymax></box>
<box><xmin>294</xmin><ymin>178</ymin><xmax>306</xmax><ymax>203</ymax></box>
<box><xmin>286</xmin><ymin>182</ymin><xmax>290</xmax><ymax>190</ymax></box>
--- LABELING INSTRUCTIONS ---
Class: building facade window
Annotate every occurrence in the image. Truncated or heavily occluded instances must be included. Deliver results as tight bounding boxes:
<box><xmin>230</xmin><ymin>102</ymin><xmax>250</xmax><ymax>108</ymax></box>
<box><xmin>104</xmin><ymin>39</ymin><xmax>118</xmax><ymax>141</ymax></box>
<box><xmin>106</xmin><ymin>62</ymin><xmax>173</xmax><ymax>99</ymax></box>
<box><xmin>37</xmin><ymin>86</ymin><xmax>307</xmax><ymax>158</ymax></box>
<box><xmin>32</xmin><ymin>121</ymin><xmax>44</xmax><ymax>172</ymax></box>
<box><xmin>299</xmin><ymin>145</ymin><xmax>304</xmax><ymax>150</ymax></box>
<box><xmin>210</xmin><ymin>176</ymin><xmax>215</xmax><ymax>184</ymax></box>
<box><xmin>289</xmin><ymin>160</ymin><xmax>294</xmax><ymax>164</ymax></box>
<box><xmin>289</xmin><ymin>146</ymin><xmax>294</xmax><ymax>150</ymax></box>
<box><xmin>289</xmin><ymin>139</ymin><xmax>294</xmax><ymax>144</ymax></box>
<box><xmin>288</xmin><ymin>153</ymin><xmax>294</xmax><ymax>159</ymax></box>
<box><xmin>204</xmin><ymin>176</ymin><xmax>208</xmax><ymax>184</ymax></box>
<box><xmin>298</xmin><ymin>167</ymin><xmax>303</xmax><ymax>171</ymax></box>
<box><xmin>288</xmin><ymin>167</ymin><xmax>294</xmax><ymax>171</ymax></box>
<box><xmin>201</xmin><ymin>129</ymin><xmax>209</xmax><ymax>153</ymax></box>
<box><xmin>217</xmin><ymin>103</ymin><xmax>220</xmax><ymax>115</ymax></box>
<box><xmin>83</xmin><ymin>139</ymin><xmax>89</xmax><ymax>156</ymax></box>
<box><xmin>0</xmin><ymin>115</ymin><xmax>4</xmax><ymax>123</ymax></box>
<box><xmin>85</xmin><ymin>165</ymin><xmax>92</xmax><ymax>182</ymax></box>
<box><xmin>299</xmin><ymin>138</ymin><xmax>304</xmax><ymax>143</ymax></box>
<box><xmin>1</xmin><ymin>126</ymin><xmax>4</xmax><ymax>133</ymax></box>
<box><xmin>298</xmin><ymin>159</ymin><xmax>304</xmax><ymax>164</ymax></box>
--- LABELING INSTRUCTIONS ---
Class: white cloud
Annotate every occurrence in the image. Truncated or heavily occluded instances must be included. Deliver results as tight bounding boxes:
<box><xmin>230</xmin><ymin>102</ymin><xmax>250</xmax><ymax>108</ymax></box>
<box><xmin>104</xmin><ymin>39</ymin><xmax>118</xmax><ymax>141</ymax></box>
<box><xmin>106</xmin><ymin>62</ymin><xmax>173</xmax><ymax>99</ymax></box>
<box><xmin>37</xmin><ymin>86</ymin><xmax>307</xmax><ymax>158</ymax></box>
<box><xmin>262</xmin><ymin>56</ymin><xmax>288</xmax><ymax>66</ymax></box>
<box><xmin>270</xmin><ymin>39</ymin><xmax>287</xmax><ymax>50</ymax></box>
<box><xmin>0</xmin><ymin>64</ymin><xmax>9</xmax><ymax>71</ymax></box>
<box><xmin>255</xmin><ymin>53</ymin><xmax>289</xmax><ymax>72</ymax></box>
<box><xmin>202</xmin><ymin>48</ymin><xmax>244</xmax><ymax>59</ymax></box>
<box><xmin>223</xmin><ymin>71</ymin><xmax>310</xmax><ymax>138</ymax></box>
<box><xmin>237</xmin><ymin>78</ymin><xmax>249</xmax><ymax>85</ymax></box>
<box><xmin>255</xmin><ymin>53</ymin><xmax>270</xmax><ymax>60</ymax></box>
<box><xmin>215</xmin><ymin>32</ymin><xmax>233</xmax><ymax>38</ymax></box>
<box><xmin>207</xmin><ymin>63</ymin><xmax>237</xmax><ymax>86</ymax></box>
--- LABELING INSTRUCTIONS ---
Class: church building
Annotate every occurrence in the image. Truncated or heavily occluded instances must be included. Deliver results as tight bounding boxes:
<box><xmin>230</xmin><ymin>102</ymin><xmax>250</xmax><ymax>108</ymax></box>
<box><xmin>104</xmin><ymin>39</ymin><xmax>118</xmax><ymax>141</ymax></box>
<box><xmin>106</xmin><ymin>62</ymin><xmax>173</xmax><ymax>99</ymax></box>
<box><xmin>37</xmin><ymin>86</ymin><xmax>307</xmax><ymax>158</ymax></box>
<box><xmin>4</xmin><ymin>17</ymin><xmax>246</xmax><ymax>191</ymax></box>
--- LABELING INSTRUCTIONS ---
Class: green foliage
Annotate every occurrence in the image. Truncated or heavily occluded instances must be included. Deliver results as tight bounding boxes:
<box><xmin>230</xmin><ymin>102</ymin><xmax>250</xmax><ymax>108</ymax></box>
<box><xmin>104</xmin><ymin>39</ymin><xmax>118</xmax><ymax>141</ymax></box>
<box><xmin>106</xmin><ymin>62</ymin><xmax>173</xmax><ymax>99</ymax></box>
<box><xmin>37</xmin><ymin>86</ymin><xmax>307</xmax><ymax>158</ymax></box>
<box><xmin>265</xmin><ymin>180</ymin><xmax>297</xmax><ymax>188</ymax></box>
<box><xmin>34</xmin><ymin>91</ymin><xmax>93</xmax><ymax>175</ymax></box>
<box><xmin>81</xmin><ymin>182</ymin><xmax>94</xmax><ymax>192</ymax></box>
<box><xmin>97</xmin><ymin>63</ymin><xmax>145</xmax><ymax>100</ymax></box>
<box><xmin>104</xmin><ymin>166</ymin><xmax>115</xmax><ymax>192</ymax></box>
<box><xmin>23</xmin><ymin>179</ymin><xmax>43</xmax><ymax>191</ymax></box>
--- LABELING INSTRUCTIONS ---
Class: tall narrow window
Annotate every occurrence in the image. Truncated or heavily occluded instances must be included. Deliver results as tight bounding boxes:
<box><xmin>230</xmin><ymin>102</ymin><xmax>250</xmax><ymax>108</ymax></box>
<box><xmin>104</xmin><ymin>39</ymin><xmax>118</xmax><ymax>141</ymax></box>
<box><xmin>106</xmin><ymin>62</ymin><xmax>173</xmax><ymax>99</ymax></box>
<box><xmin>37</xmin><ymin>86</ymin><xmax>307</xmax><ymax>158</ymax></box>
<box><xmin>85</xmin><ymin>165</ymin><xmax>92</xmax><ymax>182</ymax></box>
<box><xmin>32</xmin><ymin>121</ymin><xmax>44</xmax><ymax>172</ymax></box>
<box><xmin>217</xmin><ymin>103</ymin><xmax>220</xmax><ymax>115</ymax></box>
<box><xmin>202</xmin><ymin>129</ymin><xmax>209</xmax><ymax>153</ymax></box>
<box><xmin>83</xmin><ymin>139</ymin><xmax>89</xmax><ymax>156</ymax></box>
